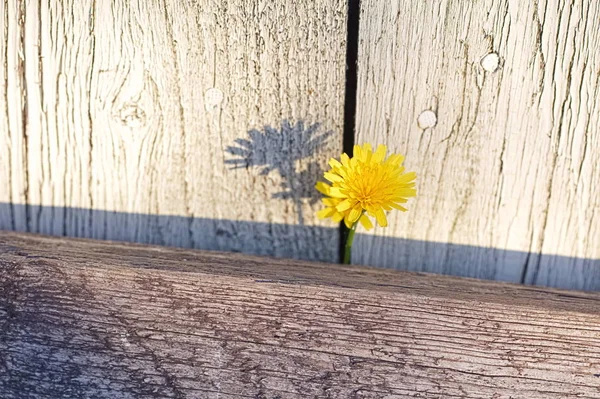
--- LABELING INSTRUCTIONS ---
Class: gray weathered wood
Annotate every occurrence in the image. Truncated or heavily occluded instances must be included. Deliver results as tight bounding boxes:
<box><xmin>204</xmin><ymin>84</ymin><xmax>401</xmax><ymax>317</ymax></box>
<box><xmin>0</xmin><ymin>0</ymin><xmax>346</xmax><ymax>261</ymax></box>
<box><xmin>1</xmin><ymin>231</ymin><xmax>599</xmax><ymax>398</ymax></box>
<box><xmin>354</xmin><ymin>0</ymin><xmax>600</xmax><ymax>290</ymax></box>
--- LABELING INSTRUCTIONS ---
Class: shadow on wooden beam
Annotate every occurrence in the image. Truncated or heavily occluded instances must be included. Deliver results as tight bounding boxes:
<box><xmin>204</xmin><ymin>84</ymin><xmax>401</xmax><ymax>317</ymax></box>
<box><xmin>0</xmin><ymin>203</ymin><xmax>599</xmax><ymax>291</ymax></box>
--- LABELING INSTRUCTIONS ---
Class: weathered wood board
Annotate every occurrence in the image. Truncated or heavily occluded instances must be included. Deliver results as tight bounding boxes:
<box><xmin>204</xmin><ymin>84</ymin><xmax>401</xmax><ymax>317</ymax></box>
<box><xmin>1</xmin><ymin>231</ymin><xmax>600</xmax><ymax>398</ymax></box>
<box><xmin>0</xmin><ymin>0</ymin><xmax>346</xmax><ymax>261</ymax></box>
<box><xmin>354</xmin><ymin>0</ymin><xmax>600</xmax><ymax>290</ymax></box>
<box><xmin>0</xmin><ymin>1</ymin><xmax>28</xmax><ymax>231</ymax></box>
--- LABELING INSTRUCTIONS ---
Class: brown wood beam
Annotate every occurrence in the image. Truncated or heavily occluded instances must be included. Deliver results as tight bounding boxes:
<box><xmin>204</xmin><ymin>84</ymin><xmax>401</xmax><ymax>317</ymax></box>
<box><xmin>1</xmin><ymin>231</ymin><xmax>599</xmax><ymax>398</ymax></box>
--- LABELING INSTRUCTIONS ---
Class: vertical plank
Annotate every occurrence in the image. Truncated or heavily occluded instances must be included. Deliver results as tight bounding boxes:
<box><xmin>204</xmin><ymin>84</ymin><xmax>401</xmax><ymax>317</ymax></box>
<box><xmin>355</xmin><ymin>0</ymin><xmax>600</xmax><ymax>289</ymax></box>
<box><xmin>0</xmin><ymin>1</ymin><xmax>28</xmax><ymax>231</ymax></box>
<box><xmin>1</xmin><ymin>0</ymin><xmax>346</xmax><ymax>262</ymax></box>
<box><xmin>532</xmin><ymin>1</ymin><xmax>600</xmax><ymax>290</ymax></box>
<box><xmin>160</xmin><ymin>0</ymin><xmax>345</xmax><ymax>260</ymax></box>
<box><xmin>22</xmin><ymin>0</ymin><xmax>95</xmax><ymax>236</ymax></box>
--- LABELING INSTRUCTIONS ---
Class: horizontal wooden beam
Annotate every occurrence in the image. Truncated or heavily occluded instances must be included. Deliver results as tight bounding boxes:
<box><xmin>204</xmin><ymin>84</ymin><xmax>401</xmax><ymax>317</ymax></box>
<box><xmin>1</xmin><ymin>231</ymin><xmax>599</xmax><ymax>398</ymax></box>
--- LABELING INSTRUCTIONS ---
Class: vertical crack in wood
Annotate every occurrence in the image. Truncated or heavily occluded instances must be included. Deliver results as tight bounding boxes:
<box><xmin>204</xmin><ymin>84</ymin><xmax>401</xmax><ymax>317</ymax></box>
<box><xmin>17</xmin><ymin>0</ymin><xmax>30</xmax><ymax>232</ymax></box>
<box><xmin>3</xmin><ymin>0</ymin><xmax>16</xmax><ymax>230</ymax></box>
<box><xmin>527</xmin><ymin>0</ymin><xmax>578</xmax><ymax>286</ymax></box>
<box><xmin>162</xmin><ymin>0</ymin><xmax>195</xmax><ymax>249</ymax></box>
<box><xmin>531</xmin><ymin>0</ymin><xmax>547</xmax><ymax>105</ymax></box>
<box><xmin>87</xmin><ymin>0</ymin><xmax>97</xmax><ymax>236</ymax></box>
<box><xmin>340</xmin><ymin>0</ymin><xmax>361</xmax><ymax>263</ymax></box>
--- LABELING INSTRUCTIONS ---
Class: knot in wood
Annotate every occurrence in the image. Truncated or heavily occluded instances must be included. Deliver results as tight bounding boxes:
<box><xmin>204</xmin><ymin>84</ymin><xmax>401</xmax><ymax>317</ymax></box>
<box><xmin>116</xmin><ymin>102</ymin><xmax>147</xmax><ymax>128</ymax></box>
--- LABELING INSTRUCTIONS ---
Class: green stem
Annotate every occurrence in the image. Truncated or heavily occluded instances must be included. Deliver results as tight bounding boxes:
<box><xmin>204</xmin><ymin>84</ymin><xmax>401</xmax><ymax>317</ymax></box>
<box><xmin>343</xmin><ymin>220</ymin><xmax>359</xmax><ymax>264</ymax></box>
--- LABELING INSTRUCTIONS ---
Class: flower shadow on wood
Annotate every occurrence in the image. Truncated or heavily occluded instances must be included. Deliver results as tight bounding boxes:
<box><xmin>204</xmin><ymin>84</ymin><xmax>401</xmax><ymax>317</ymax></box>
<box><xmin>225</xmin><ymin>120</ymin><xmax>333</xmax><ymax>225</ymax></box>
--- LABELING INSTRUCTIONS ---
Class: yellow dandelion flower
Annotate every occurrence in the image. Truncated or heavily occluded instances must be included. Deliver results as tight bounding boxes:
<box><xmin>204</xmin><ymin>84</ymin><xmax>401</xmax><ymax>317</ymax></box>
<box><xmin>315</xmin><ymin>143</ymin><xmax>417</xmax><ymax>231</ymax></box>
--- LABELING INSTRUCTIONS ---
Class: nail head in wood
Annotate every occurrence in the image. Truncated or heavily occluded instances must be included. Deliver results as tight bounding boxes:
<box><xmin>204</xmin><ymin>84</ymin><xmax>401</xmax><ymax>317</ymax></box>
<box><xmin>481</xmin><ymin>52</ymin><xmax>500</xmax><ymax>72</ymax></box>
<box><xmin>417</xmin><ymin>109</ymin><xmax>437</xmax><ymax>129</ymax></box>
<box><xmin>204</xmin><ymin>88</ymin><xmax>225</xmax><ymax>111</ymax></box>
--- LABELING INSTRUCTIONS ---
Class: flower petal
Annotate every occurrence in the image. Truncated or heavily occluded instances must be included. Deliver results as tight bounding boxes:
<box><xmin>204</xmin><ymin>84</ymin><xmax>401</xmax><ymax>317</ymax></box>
<box><xmin>348</xmin><ymin>204</ymin><xmax>363</xmax><ymax>223</ymax></box>
<box><xmin>324</xmin><ymin>172</ymin><xmax>344</xmax><ymax>183</ymax></box>
<box><xmin>328</xmin><ymin>158</ymin><xmax>342</xmax><ymax>169</ymax></box>
<box><xmin>390</xmin><ymin>202</ymin><xmax>408</xmax><ymax>211</ymax></box>
<box><xmin>394</xmin><ymin>188</ymin><xmax>417</xmax><ymax>197</ymax></box>
<box><xmin>353</xmin><ymin>144</ymin><xmax>363</xmax><ymax>161</ymax></box>
<box><xmin>341</xmin><ymin>153</ymin><xmax>351</xmax><ymax>168</ymax></box>
<box><xmin>336</xmin><ymin>199</ymin><xmax>354</xmax><ymax>212</ymax></box>
<box><xmin>399</xmin><ymin>171</ymin><xmax>417</xmax><ymax>183</ymax></box>
<box><xmin>374</xmin><ymin>208</ymin><xmax>388</xmax><ymax>227</ymax></box>
<box><xmin>328</xmin><ymin>187</ymin><xmax>347</xmax><ymax>198</ymax></box>
<box><xmin>317</xmin><ymin>207</ymin><xmax>336</xmax><ymax>219</ymax></box>
<box><xmin>372</xmin><ymin>144</ymin><xmax>387</xmax><ymax>163</ymax></box>
<box><xmin>315</xmin><ymin>181</ymin><xmax>331</xmax><ymax>195</ymax></box>
<box><xmin>386</xmin><ymin>154</ymin><xmax>404</xmax><ymax>166</ymax></box>
<box><xmin>359</xmin><ymin>214</ymin><xmax>373</xmax><ymax>230</ymax></box>
<box><xmin>344</xmin><ymin>215</ymin><xmax>354</xmax><ymax>228</ymax></box>
<box><xmin>362</xmin><ymin>143</ymin><xmax>373</xmax><ymax>163</ymax></box>
<box><xmin>332</xmin><ymin>211</ymin><xmax>344</xmax><ymax>223</ymax></box>
<box><xmin>322</xmin><ymin>198</ymin><xmax>339</xmax><ymax>207</ymax></box>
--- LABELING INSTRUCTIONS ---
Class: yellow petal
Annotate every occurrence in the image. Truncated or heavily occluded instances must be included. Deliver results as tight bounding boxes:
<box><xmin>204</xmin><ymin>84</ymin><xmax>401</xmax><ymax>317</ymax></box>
<box><xmin>332</xmin><ymin>211</ymin><xmax>344</xmax><ymax>223</ymax></box>
<box><xmin>399</xmin><ymin>171</ymin><xmax>417</xmax><ymax>183</ymax></box>
<box><xmin>364</xmin><ymin>204</ymin><xmax>377</xmax><ymax>216</ymax></box>
<box><xmin>374</xmin><ymin>208</ymin><xmax>388</xmax><ymax>227</ymax></box>
<box><xmin>315</xmin><ymin>181</ymin><xmax>331</xmax><ymax>195</ymax></box>
<box><xmin>329</xmin><ymin>158</ymin><xmax>342</xmax><ymax>169</ymax></box>
<box><xmin>336</xmin><ymin>199</ymin><xmax>354</xmax><ymax>212</ymax></box>
<box><xmin>386</xmin><ymin>154</ymin><xmax>404</xmax><ymax>166</ymax></box>
<box><xmin>362</xmin><ymin>143</ymin><xmax>373</xmax><ymax>163</ymax></box>
<box><xmin>344</xmin><ymin>215</ymin><xmax>354</xmax><ymax>228</ymax></box>
<box><xmin>390</xmin><ymin>202</ymin><xmax>408</xmax><ymax>212</ymax></box>
<box><xmin>328</xmin><ymin>187</ymin><xmax>347</xmax><ymax>198</ymax></box>
<box><xmin>317</xmin><ymin>207</ymin><xmax>336</xmax><ymax>219</ymax></box>
<box><xmin>347</xmin><ymin>204</ymin><xmax>363</xmax><ymax>223</ymax></box>
<box><xmin>340</xmin><ymin>153</ymin><xmax>350</xmax><ymax>168</ymax></box>
<box><xmin>372</xmin><ymin>144</ymin><xmax>387</xmax><ymax>163</ymax></box>
<box><xmin>353</xmin><ymin>144</ymin><xmax>362</xmax><ymax>161</ymax></box>
<box><xmin>322</xmin><ymin>198</ymin><xmax>339</xmax><ymax>207</ymax></box>
<box><xmin>359</xmin><ymin>214</ymin><xmax>373</xmax><ymax>230</ymax></box>
<box><xmin>394</xmin><ymin>188</ymin><xmax>417</xmax><ymax>197</ymax></box>
<box><xmin>324</xmin><ymin>172</ymin><xmax>344</xmax><ymax>183</ymax></box>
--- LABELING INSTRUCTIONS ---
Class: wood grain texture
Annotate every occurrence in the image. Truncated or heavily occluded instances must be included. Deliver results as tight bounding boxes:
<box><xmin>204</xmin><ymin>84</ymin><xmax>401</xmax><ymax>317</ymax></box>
<box><xmin>0</xmin><ymin>1</ymin><xmax>28</xmax><ymax>231</ymax></box>
<box><xmin>354</xmin><ymin>0</ymin><xmax>600</xmax><ymax>290</ymax></box>
<box><xmin>1</xmin><ymin>231</ymin><xmax>600</xmax><ymax>398</ymax></box>
<box><xmin>0</xmin><ymin>0</ymin><xmax>346</xmax><ymax>261</ymax></box>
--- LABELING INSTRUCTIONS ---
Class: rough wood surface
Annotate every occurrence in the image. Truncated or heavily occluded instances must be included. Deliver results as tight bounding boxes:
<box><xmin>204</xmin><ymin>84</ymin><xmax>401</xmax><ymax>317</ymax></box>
<box><xmin>0</xmin><ymin>0</ymin><xmax>345</xmax><ymax>261</ymax></box>
<box><xmin>1</xmin><ymin>231</ymin><xmax>600</xmax><ymax>398</ymax></box>
<box><xmin>354</xmin><ymin>0</ymin><xmax>600</xmax><ymax>290</ymax></box>
<box><xmin>0</xmin><ymin>1</ymin><xmax>28</xmax><ymax>231</ymax></box>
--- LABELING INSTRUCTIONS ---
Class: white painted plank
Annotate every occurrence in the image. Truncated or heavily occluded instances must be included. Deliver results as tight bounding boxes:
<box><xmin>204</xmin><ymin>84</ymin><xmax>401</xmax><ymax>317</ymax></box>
<box><xmin>1</xmin><ymin>0</ymin><xmax>346</xmax><ymax>262</ymax></box>
<box><xmin>0</xmin><ymin>1</ymin><xmax>28</xmax><ymax>231</ymax></box>
<box><xmin>527</xmin><ymin>0</ymin><xmax>600</xmax><ymax>290</ymax></box>
<box><xmin>354</xmin><ymin>0</ymin><xmax>600</xmax><ymax>290</ymax></box>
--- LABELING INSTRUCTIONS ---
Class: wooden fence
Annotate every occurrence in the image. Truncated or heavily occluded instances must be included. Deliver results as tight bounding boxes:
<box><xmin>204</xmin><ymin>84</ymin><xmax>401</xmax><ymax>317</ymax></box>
<box><xmin>1</xmin><ymin>0</ymin><xmax>599</xmax><ymax>290</ymax></box>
